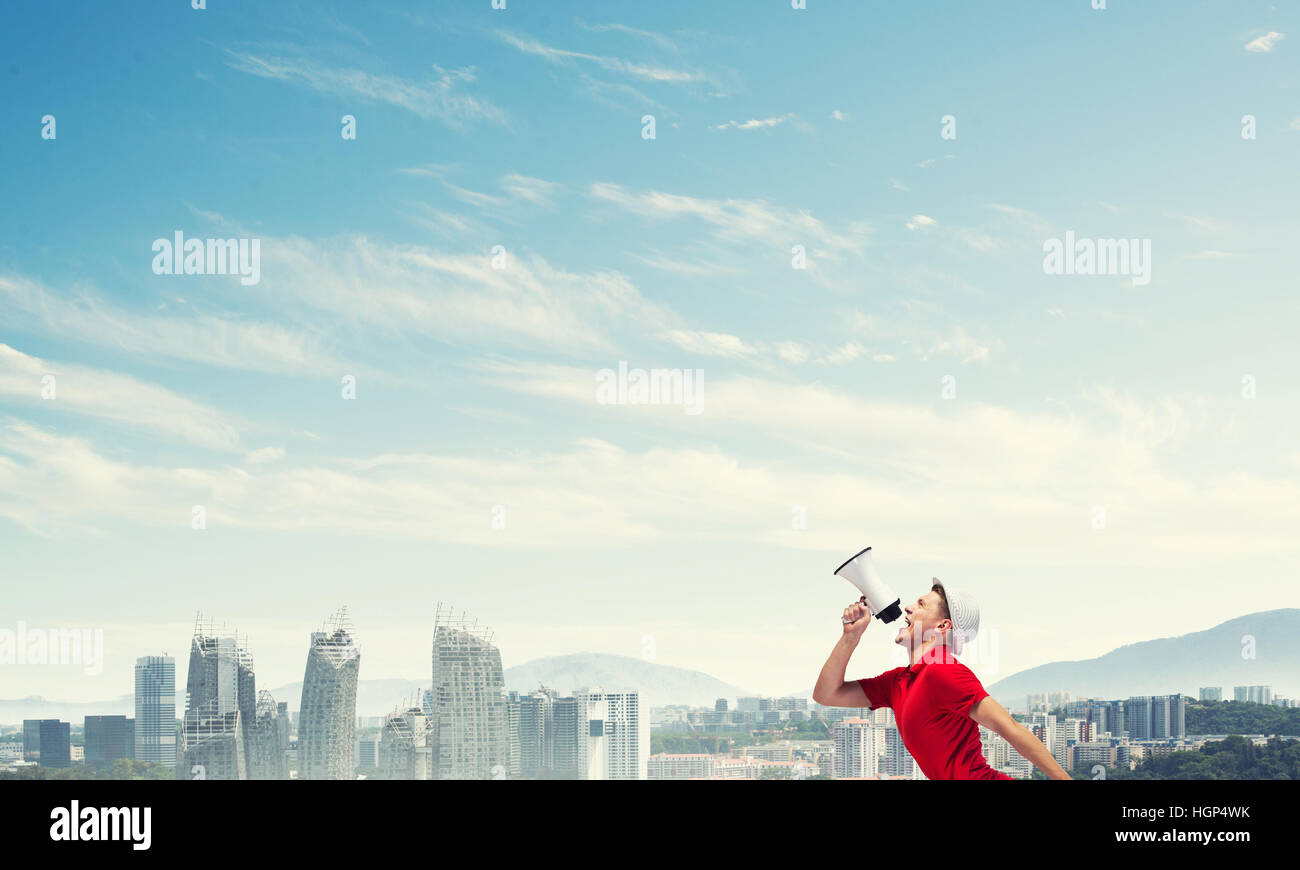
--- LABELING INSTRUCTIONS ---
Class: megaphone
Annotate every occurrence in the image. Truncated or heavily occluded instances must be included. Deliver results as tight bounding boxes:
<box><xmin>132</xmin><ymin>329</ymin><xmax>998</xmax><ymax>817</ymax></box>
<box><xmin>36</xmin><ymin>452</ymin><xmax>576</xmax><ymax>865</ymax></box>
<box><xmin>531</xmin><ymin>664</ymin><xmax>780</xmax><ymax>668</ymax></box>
<box><xmin>834</xmin><ymin>547</ymin><xmax>903</xmax><ymax>624</ymax></box>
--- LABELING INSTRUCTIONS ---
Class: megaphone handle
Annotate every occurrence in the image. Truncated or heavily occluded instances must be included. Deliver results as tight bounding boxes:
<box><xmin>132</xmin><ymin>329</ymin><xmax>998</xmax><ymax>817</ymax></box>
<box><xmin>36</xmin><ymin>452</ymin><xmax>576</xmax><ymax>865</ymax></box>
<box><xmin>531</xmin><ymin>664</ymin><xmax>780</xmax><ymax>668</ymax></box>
<box><xmin>840</xmin><ymin>596</ymin><xmax>869</xmax><ymax>624</ymax></box>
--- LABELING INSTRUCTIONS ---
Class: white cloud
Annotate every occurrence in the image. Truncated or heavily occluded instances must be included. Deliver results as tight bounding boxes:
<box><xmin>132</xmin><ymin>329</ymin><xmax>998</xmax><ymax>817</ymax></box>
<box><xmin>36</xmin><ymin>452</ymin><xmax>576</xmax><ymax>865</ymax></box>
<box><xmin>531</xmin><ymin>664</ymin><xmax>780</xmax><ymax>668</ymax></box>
<box><xmin>1244</xmin><ymin>31</ymin><xmax>1285</xmax><ymax>52</ymax></box>
<box><xmin>497</xmin><ymin>32</ymin><xmax>702</xmax><ymax>84</ymax></box>
<box><xmin>261</xmin><ymin>233</ymin><xmax>674</xmax><ymax>354</ymax></box>
<box><xmin>499</xmin><ymin>173</ymin><xmax>563</xmax><ymax>205</ymax></box>
<box><xmin>830</xmin><ymin>110</ymin><xmax>848</xmax><ymax>121</ymax></box>
<box><xmin>775</xmin><ymin>342</ymin><xmax>810</xmax><ymax>364</ymax></box>
<box><xmin>712</xmin><ymin>114</ymin><xmax>796</xmax><ymax>131</ymax></box>
<box><xmin>0</xmin><ymin>275</ymin><xmax>340</xmax><ymax>375</ymax></box>
<box><xmin>224</xmin><ymin>50</ymin><xmax>506</xmax><ymax>127</ymax></box>
<box><xmin>824</xmin><ymin>341</ymin><xmax>867</xmax><ymax>364</ymax></box>
<box><xmin>852</xmin><ymin>311</ymin><xmax>999</xmax><ymax>364</ymax></box>
<box><xmin>905</xmin><ymin>214</ymin><xmax>936</xmax><ymax>230</ymax></box>
<box><xmin>246</xmin><ymin>446</ymin><xmax>286</xmax><ymax>465</ymax></box>
<box><xmin>575</xmin><ymin>20</ymin><xmax>677</xmax><ymax>51</ymax></box>
<box><xmin>589</xmin><ymin>182</ymin><xmax>868</xmax><ymax>259</ymax></box>
<box><xmin>0</xmin><ymin>345</ymin><xmax>240</xmax><ymax>451</ymax></box>
<box><xmin>663</xmin><ymin>330</ymin><xmax>754</xmax><ymax>358</ymax></box>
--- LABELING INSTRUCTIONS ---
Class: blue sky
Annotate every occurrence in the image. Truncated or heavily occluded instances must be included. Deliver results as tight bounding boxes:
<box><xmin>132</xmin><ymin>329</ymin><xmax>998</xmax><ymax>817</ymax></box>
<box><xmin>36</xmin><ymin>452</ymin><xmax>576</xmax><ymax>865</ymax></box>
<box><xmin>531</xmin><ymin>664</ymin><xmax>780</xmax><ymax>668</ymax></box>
<box><xmin>2</xmin><ymin>0</ymin><xmax>1299</xmax><ymax>704</ymax></box>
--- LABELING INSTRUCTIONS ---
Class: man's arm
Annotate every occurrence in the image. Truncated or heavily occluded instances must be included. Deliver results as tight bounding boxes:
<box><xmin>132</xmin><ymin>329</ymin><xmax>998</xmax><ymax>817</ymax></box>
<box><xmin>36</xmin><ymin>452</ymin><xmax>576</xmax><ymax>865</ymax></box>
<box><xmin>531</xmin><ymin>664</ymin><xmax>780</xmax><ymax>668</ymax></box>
<box><xmin>970</xmin><ymin>696</ymin><xmax>1073</xmax><ymax>780</ymax></box>
<box><xmin>812</xmin><ymin>598</ymin><xmax>871</xmax><ymax>708</ymax></box>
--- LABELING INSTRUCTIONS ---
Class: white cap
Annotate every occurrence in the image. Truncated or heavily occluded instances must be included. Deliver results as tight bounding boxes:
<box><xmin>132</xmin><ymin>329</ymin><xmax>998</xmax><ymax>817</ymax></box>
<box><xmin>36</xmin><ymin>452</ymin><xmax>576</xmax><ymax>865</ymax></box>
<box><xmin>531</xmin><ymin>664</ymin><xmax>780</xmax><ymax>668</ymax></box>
<box><xmin>933</xmin><ymin>579</ymin><xmax>979</xmax><ymax>655</ymax></box>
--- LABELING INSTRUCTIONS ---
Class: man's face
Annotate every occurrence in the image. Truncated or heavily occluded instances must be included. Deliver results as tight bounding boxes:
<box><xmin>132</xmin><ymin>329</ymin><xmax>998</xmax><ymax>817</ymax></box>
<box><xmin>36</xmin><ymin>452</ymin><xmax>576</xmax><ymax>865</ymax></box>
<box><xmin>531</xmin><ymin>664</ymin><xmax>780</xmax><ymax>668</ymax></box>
<box><xmin>894</xmin><ymin>589</ymin><xmax>950</xmax><ymax>650</ymax></box>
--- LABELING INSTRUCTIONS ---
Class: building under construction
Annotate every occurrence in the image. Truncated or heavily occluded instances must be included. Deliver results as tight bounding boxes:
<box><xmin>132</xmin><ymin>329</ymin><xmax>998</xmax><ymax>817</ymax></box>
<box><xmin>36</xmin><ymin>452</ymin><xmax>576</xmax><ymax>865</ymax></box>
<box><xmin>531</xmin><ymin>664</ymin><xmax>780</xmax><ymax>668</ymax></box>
<box><xmin>429</xmin><ymin>603</ymin><xmax>509</xmax><ymax>780</ymax></box>
<box><xmin>245</xmin><ymin>690</ymin><xmax>291</xmax><ymax>780</ymax></box>
<box><xmin>297</xmin><ymin>607</ymin><xmax>360</xmax><ymax>780</ymax></box>
<box><xmin>377</xmin><ymin>695</ymin><xmax>434</xmax><ymax>780</ymax></box>
<box><xmin>181</xmin><ymin>615</ymin><xmax>255</xmax><ymax>780</ymax></box>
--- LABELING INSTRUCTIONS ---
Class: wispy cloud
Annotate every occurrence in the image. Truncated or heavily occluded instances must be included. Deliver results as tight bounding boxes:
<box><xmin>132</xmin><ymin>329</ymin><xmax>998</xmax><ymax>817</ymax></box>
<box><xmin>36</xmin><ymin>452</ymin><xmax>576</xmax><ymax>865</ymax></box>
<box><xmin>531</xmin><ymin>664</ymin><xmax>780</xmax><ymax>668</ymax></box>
<box><xmin>575</xmin><ymin>20</ymin><xmax>678</xmax><ymax>51</ymax></box>
<box><xmin>260</xmin><ymin>233</ymin><xmax>674</xmax><ymax>354</ymax></box>
<box><xmin>1244</xmin><ymin>31</ymin><xmax>1285</xmax><ymax>53</ymax></box>
<box><xmin>711</xmin><ymin>113</ymin><xmax>796</xmax><ymax>131</ymax></box>
<box><xmin>0</xmin><ymin>274</ymin><xmax>341</xmax><ymax>375</ymax></box>
<box><xmin>497</xmin><ymin>32</ymin><xmax>702</xmax><ymax>84</ymax></box>
<box><xmin>499</xmin><ymin>173</ymin><xmax>563</xmax><ymax>205</ymax></box>
<box><xmin>0</xmin><ymin>345</ymin><xmax>241</xmax><ymax>451</ymax></box>
<box><xmin>589</xmin><ymin>182</ymin><xmax>868</xmax><ymax>258</ymax></box>
<box><xmin>224</xmin><ymin>49</ymin><xmax>507</xmax><ymax>127</ymax></box>
<box><xmin>663</xmin><ymin>330</ymin><xmax>754</xmax><ymax>358</ymax></box>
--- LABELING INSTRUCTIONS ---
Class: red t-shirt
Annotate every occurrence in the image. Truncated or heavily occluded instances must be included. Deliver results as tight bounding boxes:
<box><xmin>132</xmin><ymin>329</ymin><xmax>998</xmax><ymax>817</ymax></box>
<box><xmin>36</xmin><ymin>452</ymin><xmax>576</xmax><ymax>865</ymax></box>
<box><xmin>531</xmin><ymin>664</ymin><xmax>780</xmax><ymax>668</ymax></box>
<box><xmin>858</xmin><ymin>648</ymin><xmax>1013</xmax><ymax>780</ymax></box>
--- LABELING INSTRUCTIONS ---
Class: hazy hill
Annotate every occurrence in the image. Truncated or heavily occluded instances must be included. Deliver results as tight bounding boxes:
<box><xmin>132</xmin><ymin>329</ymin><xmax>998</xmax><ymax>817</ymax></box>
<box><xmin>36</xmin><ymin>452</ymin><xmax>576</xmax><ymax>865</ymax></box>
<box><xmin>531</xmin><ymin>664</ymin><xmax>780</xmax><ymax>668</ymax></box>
<box><xmin>986</xmin><ymin>609</ymin><xmax>1300</xmax><ymax>708</ymax></box>
<box><xmin>503</xmin><ymin>652</ymin><xmax>749</xmax><ymax>709</ymax></box>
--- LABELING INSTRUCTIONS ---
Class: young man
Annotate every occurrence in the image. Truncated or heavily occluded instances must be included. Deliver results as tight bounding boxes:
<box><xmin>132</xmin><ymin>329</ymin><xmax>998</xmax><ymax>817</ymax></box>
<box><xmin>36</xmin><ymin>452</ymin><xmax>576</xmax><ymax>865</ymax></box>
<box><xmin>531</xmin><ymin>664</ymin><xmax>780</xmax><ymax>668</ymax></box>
<box><xmin>813</xmin><ymin>580</ymin><xmax>1071</xmax><ymax>780</ymax></box>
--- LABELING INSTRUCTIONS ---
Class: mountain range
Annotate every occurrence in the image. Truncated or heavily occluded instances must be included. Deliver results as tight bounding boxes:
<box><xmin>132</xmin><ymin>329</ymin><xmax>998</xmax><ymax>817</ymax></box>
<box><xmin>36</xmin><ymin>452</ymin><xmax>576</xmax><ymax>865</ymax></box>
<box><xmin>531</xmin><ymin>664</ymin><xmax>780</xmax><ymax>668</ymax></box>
<box><xmin>984</xmin><ymin>608</ymin><xmax>1300</xmax><ymax>708</ymax></box>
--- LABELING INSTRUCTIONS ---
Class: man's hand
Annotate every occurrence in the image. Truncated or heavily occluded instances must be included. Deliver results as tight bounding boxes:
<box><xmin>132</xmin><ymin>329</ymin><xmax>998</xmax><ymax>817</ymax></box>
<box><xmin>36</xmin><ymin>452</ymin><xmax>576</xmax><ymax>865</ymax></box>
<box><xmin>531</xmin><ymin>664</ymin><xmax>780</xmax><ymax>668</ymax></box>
<box><xmin>842</xmin><ymin>597</ymin><xmax>871</xmax><ymax>641</ymax></box>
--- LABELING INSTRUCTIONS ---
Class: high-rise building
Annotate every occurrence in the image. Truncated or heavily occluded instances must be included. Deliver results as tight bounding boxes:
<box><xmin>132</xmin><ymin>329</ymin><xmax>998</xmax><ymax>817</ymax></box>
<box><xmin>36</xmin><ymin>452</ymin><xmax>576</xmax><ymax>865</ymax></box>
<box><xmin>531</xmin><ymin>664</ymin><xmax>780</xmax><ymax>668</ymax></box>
<box><xmin>1234</xmin><ymin>685</ymin><xmax>1272</xmax><ymax>705</ymax></box>
<box><xmin>429</xmin><ymin>604</ymin><xmax>508</xmax><ymax>780</ymax></box>
<box><xmin>1125</xmin><ymin>694</ymin><xmax>1184</xmax><ymax>740</ymax></box>
<box><xmin>377</xmin><ymin>700</ymin><xmax>434</xmax><ymax>780</ymax></box>
<box><xmin>245</xmin><ymin>690</ymin><xmax>290</xmax><ymax>779</ymax></box>
<box><xmin>1126</xmin><ymin>696</ymin><xmax>1153</xmax><ymax>740</ymax></box>
<box><xmin>22</xmin><ymin>719</ymin><xmax>41</xmax><ymax>762</ymax></box>
<box><xmin>84</xmin><ymin>716</ymin><xmax>134</xmax><ymax>767</ymax></box>
<box><xmin>134</xmin><ymin>655</ymin><xmax>176</xmax><ymax>768</ymax></box>
<box><xmin>550</xmin><ymin>697</ymin><xmax>581</xmax><ymax>779</ymax></box>
<box><xmin>573</xmin><ymin>688</ymin><xmax>648</xmax><ymax>780</ymax></box>
<box><xmin>1200</xmin><ymin>687</ymin><xmax>1222</xmax><ymax>702</ymax></box>
<box><xmin>298</xmin><ymin>608</ymin><xmax>361</xmax><ymax>780</ymax></box>
<box><xmin>832</xmin><ymin>718</ymin><xmax>877</xmax><ymax>778</ymax></box>
<box><xmin>516</xmin><ymin>688</ymin><xmax>556</xmax><ymax>779</ymax></box>
<box><xmin>357</xmin><ymin>736</ymin><xmax>379</xmax><ymax>771</ymax></box>
<box><xmin>882</xmin><ymin>724</ymin><xmax>914</xmax><ymax>777</ymax></box>
<box><xmin>1170</xmin><ymin>694</ymin><xmax>1186</xmax><ymax>738</ymax></box>
<box><xmin>505</xmin><ymin>692</ymin><xmax>521</xmax><ymax>779</ymax></box>
<box><xmin>38</xmin><ymin>720</ymin><xmax>71</xmax><ymax>768</ymax></box>
<box><xmin>182</xmin><ymin>617</ymin><xmax>256</xmax><ymax>780</ymax></box>
<box><xmin>1088</xmin><ymin>700</ymin><xmax>1125</xmax><ymax>738</ymax></box>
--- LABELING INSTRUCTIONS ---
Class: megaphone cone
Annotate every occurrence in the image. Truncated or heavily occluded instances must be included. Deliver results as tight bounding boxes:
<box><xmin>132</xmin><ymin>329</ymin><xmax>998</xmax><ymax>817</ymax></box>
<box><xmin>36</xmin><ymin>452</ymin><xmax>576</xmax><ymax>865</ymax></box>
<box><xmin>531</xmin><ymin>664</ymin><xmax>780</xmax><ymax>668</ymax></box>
<box><xmin>834</xmin><ymin>547</ymin><xmax>903</xmax><ymax>623</ymax></box>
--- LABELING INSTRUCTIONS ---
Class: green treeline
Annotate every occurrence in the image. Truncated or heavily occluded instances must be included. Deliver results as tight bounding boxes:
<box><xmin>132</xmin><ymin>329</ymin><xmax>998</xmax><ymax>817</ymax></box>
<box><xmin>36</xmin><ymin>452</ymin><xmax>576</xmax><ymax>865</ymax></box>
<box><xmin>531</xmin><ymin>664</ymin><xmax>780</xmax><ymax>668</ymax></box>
<box><xmin>1</xmin><ymin>760</ymin><xmax>177</xmax><ymax>780</ymax></box>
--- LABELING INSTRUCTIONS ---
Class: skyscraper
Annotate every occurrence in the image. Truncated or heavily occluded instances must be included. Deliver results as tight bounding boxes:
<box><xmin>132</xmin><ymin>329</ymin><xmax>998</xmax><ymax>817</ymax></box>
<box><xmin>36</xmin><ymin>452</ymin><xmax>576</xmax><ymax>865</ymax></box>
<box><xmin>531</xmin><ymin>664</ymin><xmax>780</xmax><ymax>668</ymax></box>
<box><xmin>429</xmin><ymin>603</ymin><xmax>508</xmax><ymax>780</ymax></box>
<box><xmin>182</xmin><ymin>616</ymin><xmax>256</xmax><ymax>780</ymax></box>
<box><xmin>21</xmin><ymin>720</ymin><xmax>40</xmax><ymax>762</ymax></box>
<box><xmin>298</xmin><ymin>607</ymin><xmax>360</xmax><ymax>780</ymax></box>
<box><xmin>572</xmin><ymin>688</ymin><xmax>648</xmax><ymax>780</ymax></box>
<box><xmin>516</xmin><ymin>687</ymin><xmax>557</xmax><ymax>779</ymax></box>
<box><xmin>84</xmin><ymin>716</ymin><xmax>134</xmax><ymax>767</ymax></box>
<box><xmin>245</xmin><ymin>690</ymin><xmax>290</xmax><ymax>779</ymax></box>
<box><xmin>832</xmin><ymin>718</ymin><xmax>877</xmax><ymax>778</ymax></box>
<box><xmin>377</xmin><ymin>698</ymin><xmax>434</xmax><ymax>780</ymax></box>
<box><xmin>134</xmin><ymin>655</ymin><xmax>176</xmax><ymax>768</ymax></box>
<box><xmin>38</xmin><ymin>720</ymin><xmax>71</xmax><ymax>768</ymax></box>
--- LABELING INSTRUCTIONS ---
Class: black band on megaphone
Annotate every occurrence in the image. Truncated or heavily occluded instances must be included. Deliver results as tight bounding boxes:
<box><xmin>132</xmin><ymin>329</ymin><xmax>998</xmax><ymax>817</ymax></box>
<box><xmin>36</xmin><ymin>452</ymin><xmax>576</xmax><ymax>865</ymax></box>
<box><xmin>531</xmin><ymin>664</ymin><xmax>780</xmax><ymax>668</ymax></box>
<box><xmin>875</xmin><ymin>599</ymin><xmax>902</xmax><ymax>624</ymax></box>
